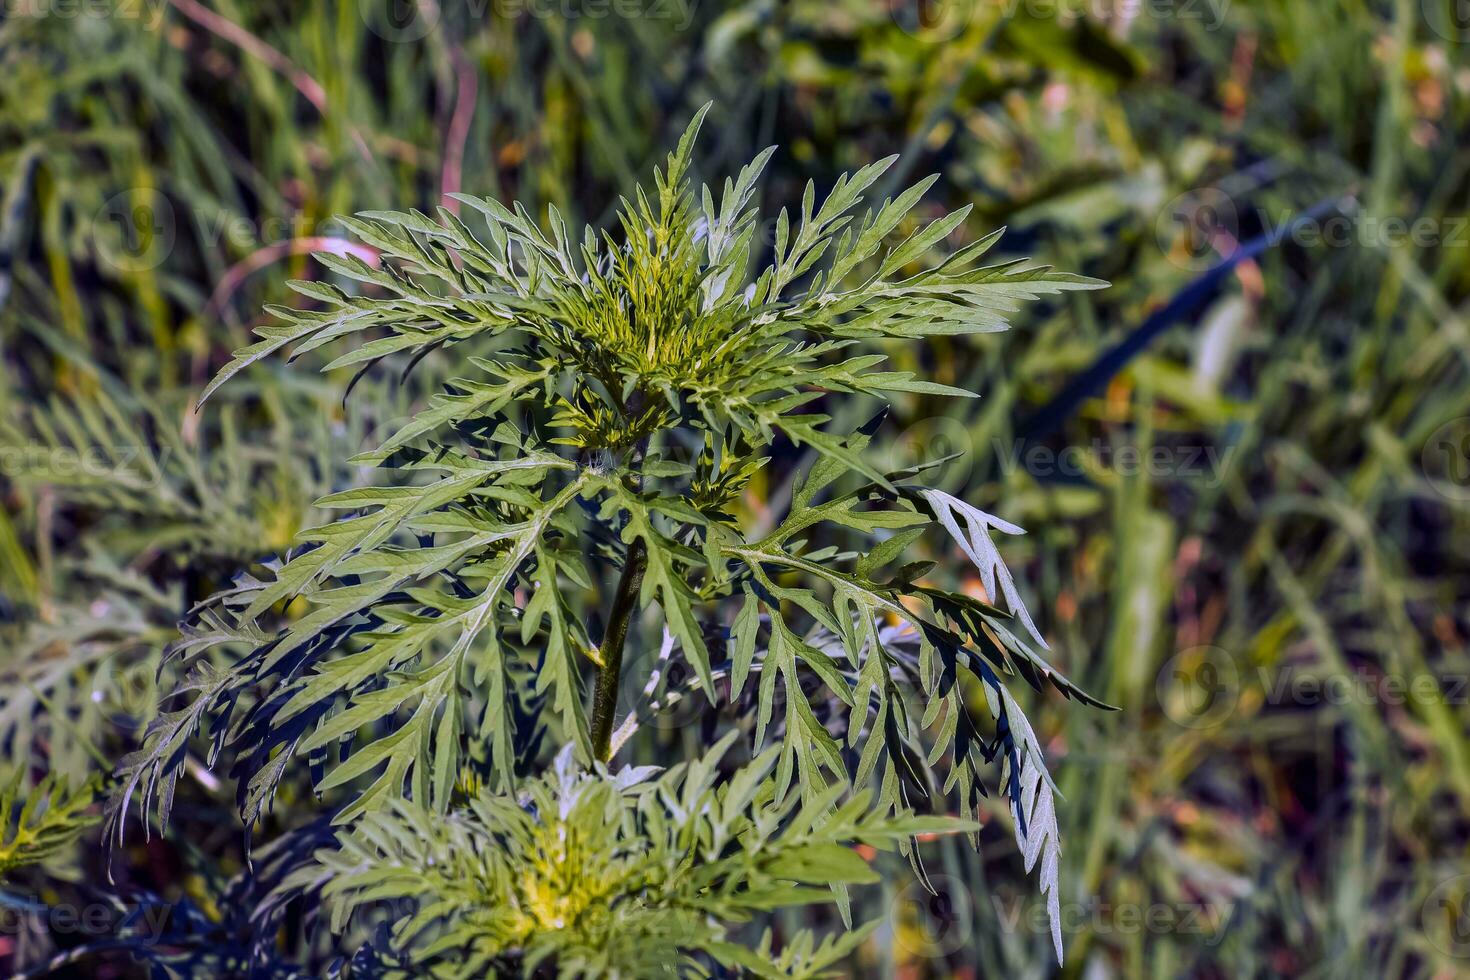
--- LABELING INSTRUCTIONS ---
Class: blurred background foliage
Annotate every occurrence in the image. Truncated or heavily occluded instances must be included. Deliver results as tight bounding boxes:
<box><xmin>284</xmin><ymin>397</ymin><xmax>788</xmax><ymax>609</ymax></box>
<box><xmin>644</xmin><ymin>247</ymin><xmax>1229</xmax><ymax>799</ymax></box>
<box><xmin>1</xmin><ymin>0</ymin><xmax>1468</xmax><ymax>976</ymax></box>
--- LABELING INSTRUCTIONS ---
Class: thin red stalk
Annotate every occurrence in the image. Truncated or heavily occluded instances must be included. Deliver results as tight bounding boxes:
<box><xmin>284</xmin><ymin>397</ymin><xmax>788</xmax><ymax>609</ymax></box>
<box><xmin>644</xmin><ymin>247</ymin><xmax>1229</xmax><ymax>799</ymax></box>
<box><xmin>204</xmin><ymin>236</ymin><xmax>380</xmax><ymax>320</ymax></box>
<box><xmin>441</xmin><ymin>47</ymin><xmax>478</xmax><ymax>214</ymax></box>
<box><xmin>167</xmin><ymin>0</ymin><xmax>376</xmax><ymax>166</ymax></box>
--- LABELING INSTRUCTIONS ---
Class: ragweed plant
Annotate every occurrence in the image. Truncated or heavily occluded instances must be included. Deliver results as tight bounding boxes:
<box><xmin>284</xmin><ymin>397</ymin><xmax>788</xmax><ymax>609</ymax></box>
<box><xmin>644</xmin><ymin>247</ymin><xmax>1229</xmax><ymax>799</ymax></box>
<box><xmin>112</xmin><ymin>104</ymin><xmax>1109</xmax><ymax>971</ymax></box>
<box><xmin>291</xmin><ymin>737</ymin><xmax>971</xmax><ymax>978</ymax></box>
<box><xmin>0</xmin><ymin>773</ymin><xmax>98</xmax><ymax>878</ymax></box>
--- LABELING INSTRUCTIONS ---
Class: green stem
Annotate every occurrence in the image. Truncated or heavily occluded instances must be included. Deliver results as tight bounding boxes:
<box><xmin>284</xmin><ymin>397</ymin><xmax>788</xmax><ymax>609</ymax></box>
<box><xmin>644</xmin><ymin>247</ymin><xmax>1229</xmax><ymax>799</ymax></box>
<box><xmin>590</xmin><ymin>537</ymin><xmax>647</xmax><ymax>761</ymax></box>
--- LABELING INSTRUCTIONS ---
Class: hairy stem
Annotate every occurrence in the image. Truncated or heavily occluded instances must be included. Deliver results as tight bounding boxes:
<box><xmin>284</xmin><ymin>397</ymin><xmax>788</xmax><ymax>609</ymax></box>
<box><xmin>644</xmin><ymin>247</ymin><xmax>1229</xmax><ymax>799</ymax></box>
<box><xmin>591</xmin><ymin>537</ymin><xmax>647</xmax><ymax>761</ymax></box>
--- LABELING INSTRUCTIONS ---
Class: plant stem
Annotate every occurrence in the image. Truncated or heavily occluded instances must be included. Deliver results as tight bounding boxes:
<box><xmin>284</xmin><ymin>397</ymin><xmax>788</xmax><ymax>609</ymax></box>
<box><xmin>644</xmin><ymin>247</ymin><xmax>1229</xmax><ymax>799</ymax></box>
<box><xmin>590</xmin><ymin>537</ymin><xmax>647</xmax><ymax>761</ymax></box>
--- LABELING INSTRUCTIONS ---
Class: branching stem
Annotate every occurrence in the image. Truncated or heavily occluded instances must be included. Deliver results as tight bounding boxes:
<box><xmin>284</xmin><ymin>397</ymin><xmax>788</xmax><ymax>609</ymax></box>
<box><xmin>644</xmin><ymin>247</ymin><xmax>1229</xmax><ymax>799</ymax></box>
<box><xmin>591</xmin><ymin>537</ymin><xmax>647</xmax><ymax>761</ymax></box>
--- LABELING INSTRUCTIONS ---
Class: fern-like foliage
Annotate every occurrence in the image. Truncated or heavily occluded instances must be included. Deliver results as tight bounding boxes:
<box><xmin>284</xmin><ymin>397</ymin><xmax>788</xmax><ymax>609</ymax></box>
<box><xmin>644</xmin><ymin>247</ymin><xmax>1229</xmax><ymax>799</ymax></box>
<box><xmin>113</xmin><ymin>103</ymin><xmax>1110</xmax><ymax>964</ymax></box>
<box><xmin>0</xmin><ymin>368</ymin><xmax>389</xmax><ymax>843</ymax></box>
<box><xmin>0</xmin><ymin>773</ymin><xmax>98</xmax><ymax>877</ymax></box>
<box><xmin>288</xmin><ymin>737</ymin><xmax>972</xmax><ymax>978</ymax></box>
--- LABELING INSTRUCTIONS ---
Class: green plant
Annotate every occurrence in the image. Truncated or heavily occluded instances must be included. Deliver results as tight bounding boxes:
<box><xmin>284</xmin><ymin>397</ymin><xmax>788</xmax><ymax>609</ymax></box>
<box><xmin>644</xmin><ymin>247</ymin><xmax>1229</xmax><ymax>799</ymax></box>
<box><xmin>294</xmin><ymin>736</ymin><xmax>968</xmax><ymax>978</ymax></box>
<box><xmin>0</xmin><ymin>369</ymin><xmax>398</xmax><ymax>787</ymax></box>
<box><xmin>0</xmin><ymin>773</ymin><xmax>98</xmax><ymax>878</ymax></box>
<box><xmin>111</xmin><ymin>104</ymin><xmax>1108</xmax><ymax>973</ymax></box>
